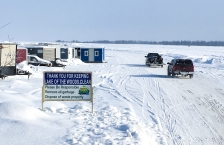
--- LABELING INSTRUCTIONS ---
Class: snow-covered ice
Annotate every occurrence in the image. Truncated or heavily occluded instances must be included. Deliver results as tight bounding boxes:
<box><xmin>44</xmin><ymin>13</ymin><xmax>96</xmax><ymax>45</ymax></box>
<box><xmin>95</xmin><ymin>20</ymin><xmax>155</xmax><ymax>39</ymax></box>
<box><xmin>0</xmin><ymin>44</ymin><xmax>224</xmax><ymax>145</ymax></box>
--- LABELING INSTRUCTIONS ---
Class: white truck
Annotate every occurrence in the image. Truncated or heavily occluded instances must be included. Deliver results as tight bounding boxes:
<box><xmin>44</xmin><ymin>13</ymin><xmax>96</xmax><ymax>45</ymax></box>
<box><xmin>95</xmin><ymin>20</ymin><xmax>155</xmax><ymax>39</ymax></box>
<box><xmin>27</xmin><ymin>55</ymin><xmax>52</xmax><ymax>67</ymax></box>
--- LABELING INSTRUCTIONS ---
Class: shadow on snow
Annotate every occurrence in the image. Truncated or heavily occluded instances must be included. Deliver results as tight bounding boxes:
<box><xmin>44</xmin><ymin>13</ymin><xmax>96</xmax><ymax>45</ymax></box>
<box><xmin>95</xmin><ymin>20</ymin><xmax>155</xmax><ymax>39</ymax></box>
<box><xmin>122</xmin><ymin>64</ymin><xmax>147</xmax><ymax>67</ymax></box>
<box><xmin>123</xmin><ymin>64</ymin><xmax>163</xmax><ymax>68</ymax></box>
<box><xmin>130</xmin><ymin>74</ymin><xmax>170</xmax><ymax>78</ymax></box>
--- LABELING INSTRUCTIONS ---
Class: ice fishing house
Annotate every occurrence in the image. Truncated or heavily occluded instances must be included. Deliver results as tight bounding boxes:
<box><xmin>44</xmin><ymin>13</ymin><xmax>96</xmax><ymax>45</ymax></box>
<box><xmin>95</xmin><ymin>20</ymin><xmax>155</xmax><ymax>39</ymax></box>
<box><xmin>60</xmin><ymin>47</ymin><xmax>74</xmax><ymax>60</ymax></box>
<box><xmin>16</xmin><ymin>47</ymin><xmax>27</xmax><ymax>64</ymax></box>
<box><xmin>0</xmin><ymin>43</ymin><xmax>17</xmax><ymax>76</ymax></box>
<box><xmin>80</xmin><ymin>47</ymin><xmax>105</xmax><ymax>63</ymax></box>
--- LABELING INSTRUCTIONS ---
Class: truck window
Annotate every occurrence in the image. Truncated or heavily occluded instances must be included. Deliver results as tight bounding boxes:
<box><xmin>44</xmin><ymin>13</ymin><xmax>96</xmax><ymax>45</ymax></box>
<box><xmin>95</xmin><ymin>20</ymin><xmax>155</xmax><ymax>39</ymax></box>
<box><xmin>31</xmin><ymin>57</ymin><xmax>38</xmax><ymax>62</ymax></box>
<box><xmin>176</xmin><ymin>60</ymin><xmax>184</xmax><ymax>65</ymax></box>
<box><xmin>185</xmin><ymin>60</ymin><xmax>193</xmax><ymax>65</ymax></box>
<box><xmin>176</xmin><ymin>59</ymin><xmax>193</xmax><ymax>65</ymax></box>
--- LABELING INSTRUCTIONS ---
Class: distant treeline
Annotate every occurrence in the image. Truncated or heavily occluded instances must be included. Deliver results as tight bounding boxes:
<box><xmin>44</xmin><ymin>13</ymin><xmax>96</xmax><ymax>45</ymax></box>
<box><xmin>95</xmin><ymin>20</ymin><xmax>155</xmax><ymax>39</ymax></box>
<box><xmin>56</xmin><ymin>40</ymin><xmax>224</xmax><ymax>46</ymax></box>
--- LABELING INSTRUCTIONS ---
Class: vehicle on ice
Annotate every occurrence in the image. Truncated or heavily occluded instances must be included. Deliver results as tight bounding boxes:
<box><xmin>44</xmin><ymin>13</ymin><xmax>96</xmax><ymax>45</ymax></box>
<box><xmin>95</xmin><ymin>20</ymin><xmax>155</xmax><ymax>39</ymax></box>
<box><xmin>55</xmin><ymin>58</ymin><xmax>67</xmax><ymax>67</ymax></box>
<box><xmin>167</xmin><ymin>59</ymin><xmax>194</xmax><ymax>78</ymax></box>
<box><xmin>145</xmin><ymin>53</ymin><xmax>164</xmax><ymax>67</ymax></box>
<box><xmin>27</xmin><ymin>55</ymin><xmax>52</xmax><ymax>67</ymax></box>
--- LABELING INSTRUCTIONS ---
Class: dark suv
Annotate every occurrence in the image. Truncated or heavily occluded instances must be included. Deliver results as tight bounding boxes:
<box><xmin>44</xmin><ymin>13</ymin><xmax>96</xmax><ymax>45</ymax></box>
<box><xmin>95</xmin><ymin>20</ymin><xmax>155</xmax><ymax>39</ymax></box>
<box><xmin>167</xmin><ymin>59</ymin><xmax>194</xmax><ymax>78</ymax></box>
<box><xmin>145</xmin><ymin>53</ymin><xmax>163</xmax><ymax>67</ymax></box>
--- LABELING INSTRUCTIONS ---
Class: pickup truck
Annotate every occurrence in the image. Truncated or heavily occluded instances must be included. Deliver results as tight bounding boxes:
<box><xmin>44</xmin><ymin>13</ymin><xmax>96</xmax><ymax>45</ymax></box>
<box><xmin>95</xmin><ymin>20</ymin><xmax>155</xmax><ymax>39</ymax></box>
<box><xmin>27</xmin><ymin>55</ymin><xmax>52</xmax><ymax>67</ymax></box>
<box><xmin>145</xmin><ymin>53</ymin><xmax>164</xmax><ymax>67</ymax></box>
<box><xmin>167</xmin><ymin>59</ymin><xmax>194</xmax><ymax>78</ymax></box>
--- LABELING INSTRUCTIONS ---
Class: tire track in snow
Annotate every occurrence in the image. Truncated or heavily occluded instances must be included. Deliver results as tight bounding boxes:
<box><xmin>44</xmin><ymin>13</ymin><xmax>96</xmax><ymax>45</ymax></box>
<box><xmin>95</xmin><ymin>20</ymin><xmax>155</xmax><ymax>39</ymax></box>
<box><xmin>168</xmin><ymin>78</ymin><xmax>224</xmax><ymax>145</ymax></box>
<box><xmin>136</xmin><ymin>71</ymin><xmax>210</xmax><ymax>145</ymax></box>
<box><xmin>120</xmin><ymin>65</ymin><xmax>170</xmax><ymax>144</ymax></box>
<box><xmin>153</xmin><ymin>78</ymin><xmax>183</xmax><ymax>145</ymax></box>
<box><xmin>95</xmin><ymin>52</ymin><xmax>166</xmax><ymax>144</ymax></box>
<box><xmin>128</xmin><ymin>68</ymin><xmax>169</xmax><ymax>145</ymax></box>
<box><xmin>95</xmin><ymin>48</ymin><xmax>224</xmax><ymax>145</ymax></box>
<box><xmin>95</xmin><ymin>57</ymin><xmax>137</xmax><ymax>106</ymax></box>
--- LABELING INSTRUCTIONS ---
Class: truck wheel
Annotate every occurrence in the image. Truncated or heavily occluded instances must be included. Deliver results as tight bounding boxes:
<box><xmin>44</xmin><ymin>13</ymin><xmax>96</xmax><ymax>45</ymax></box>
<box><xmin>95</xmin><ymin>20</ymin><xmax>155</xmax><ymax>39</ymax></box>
<box><xmin>189</xmin><ymin>74</ymin><xmax>193</xmax><ymax>78</ymax></box>
<box><xmin>161</xmin><ymin>65</ymin><xmax>163</xmax><ymax>68</ymax></box>
<box><xmin>172</xmin><ymin>73</ymin><xmax>175</xmax><ymax>78</ymax></box>
<box><xmin>167</xmin><ymin>71</ymin><xmax>171</xmax><ymax>76</ymax></box>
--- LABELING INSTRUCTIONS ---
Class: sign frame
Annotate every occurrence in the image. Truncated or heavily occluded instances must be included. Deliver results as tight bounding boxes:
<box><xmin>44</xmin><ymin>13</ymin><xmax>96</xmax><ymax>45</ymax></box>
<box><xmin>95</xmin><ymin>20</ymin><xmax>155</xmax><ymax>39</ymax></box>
<box><xmin>42</xmin><ymin>71</ymin><xmax>93</xmax><ymax>113</ymax></box>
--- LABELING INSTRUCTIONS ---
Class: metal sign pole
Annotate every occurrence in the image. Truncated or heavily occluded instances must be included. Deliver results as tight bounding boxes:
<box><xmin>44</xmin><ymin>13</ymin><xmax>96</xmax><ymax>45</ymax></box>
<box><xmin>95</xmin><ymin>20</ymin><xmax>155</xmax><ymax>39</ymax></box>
<box><xmin>91</xmin><ymin>86</ymin><xmax>93</xmax><ymax>113</ymax></box>
<box><xmin>42</xmin><ymin>86</ymin><xmax>44</xmax><ymax>111</ymax></box>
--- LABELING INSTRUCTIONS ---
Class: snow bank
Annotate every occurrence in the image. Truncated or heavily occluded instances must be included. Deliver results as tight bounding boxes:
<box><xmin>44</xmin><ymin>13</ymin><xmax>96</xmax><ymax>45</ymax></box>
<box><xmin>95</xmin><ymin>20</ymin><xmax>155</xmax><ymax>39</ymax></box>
<box><xmin>193</xmin><ymin>56</ymin><xmax>224</xmax><ymax>65</ymax></box>
<box><xmin>16</xmin><ymin>61</ymin><xmax>36</xmax><ymax>73</ymax></box>
<box><xmin>44</xmin><ymin>104</ymin><xmax>157</xmax><ymax>145</ymax></box>
<box><xmin>0</xmin><ymin>102</ymin><xmax>48</xmax><ymax>121</ymax></box>
<box><xmin>67</xmin><ymin>58</ymin><xmax>85</xmax><ymax>65</ymax></box>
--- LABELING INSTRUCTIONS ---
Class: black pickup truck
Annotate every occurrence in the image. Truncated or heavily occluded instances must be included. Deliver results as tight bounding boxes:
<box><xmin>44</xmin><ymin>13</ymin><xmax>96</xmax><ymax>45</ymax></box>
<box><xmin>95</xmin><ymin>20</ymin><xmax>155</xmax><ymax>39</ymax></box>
<box><xmin>145</xmin><ymin>53</ymin><xmax>164</xmax><ymax>67</ymax></box>
<box><xmin>167</xmin><ymin>59</ymin><xmax>194</xmax><ymax>78</ymax></box>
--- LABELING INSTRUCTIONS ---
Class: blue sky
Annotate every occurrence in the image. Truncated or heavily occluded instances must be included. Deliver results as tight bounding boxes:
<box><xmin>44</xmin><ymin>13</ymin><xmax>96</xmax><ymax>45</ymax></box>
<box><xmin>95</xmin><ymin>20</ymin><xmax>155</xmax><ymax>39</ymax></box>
<box><xmin>0</xmin><ymin>0</ymin><xmax>224</xmax><ymax>42</ymax></box>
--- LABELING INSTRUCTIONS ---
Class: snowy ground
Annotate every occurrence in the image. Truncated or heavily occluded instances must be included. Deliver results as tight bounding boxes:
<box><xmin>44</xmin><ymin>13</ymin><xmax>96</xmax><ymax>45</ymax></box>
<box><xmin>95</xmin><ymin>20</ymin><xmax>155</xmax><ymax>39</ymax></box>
<box><xmin>0</xmin><ymin>44</ymin><xmax>224</xmax><ymax>145</ymax></box>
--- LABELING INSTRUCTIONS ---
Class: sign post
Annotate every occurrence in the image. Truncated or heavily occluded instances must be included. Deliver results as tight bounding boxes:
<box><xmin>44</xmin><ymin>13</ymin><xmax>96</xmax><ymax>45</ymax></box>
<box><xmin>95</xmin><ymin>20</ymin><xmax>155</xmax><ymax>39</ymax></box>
<box><xmin>42</xmin><ymin>71</ymin><xmax>93</xmax><ymax>112</ymax></box>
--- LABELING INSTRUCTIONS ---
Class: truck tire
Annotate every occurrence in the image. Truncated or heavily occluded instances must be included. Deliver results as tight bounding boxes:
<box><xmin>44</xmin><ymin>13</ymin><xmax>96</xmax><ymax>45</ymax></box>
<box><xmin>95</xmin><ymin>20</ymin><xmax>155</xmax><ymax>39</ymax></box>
<box><xmin>47</xmin><ymin>63</ymin><xmax>52</xmax><ymax>67</ymax></box>
<box><xmin>167</xmin><ymin>71</ymin><xmax>171</xmax><ymax>76</ymax></box>
<box><xmin>189</xmin><ymin>74</ymin><xmax>193</xmax><ymax>78</ymax></box>
<box><xmin>172</xmin><ymin>72</ymin><xmax>175</xmax><ymax>78</ymax></box>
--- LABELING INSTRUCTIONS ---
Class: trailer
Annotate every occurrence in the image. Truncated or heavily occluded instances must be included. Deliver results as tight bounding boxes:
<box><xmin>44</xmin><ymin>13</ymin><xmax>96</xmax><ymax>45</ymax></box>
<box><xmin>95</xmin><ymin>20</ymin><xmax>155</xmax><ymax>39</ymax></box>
<box><xmin>16</xmin><ymin>47</ymin><xmax>27</xmax><ymax>64</ymax></box>
<box><xmin>46</xmin><ymin>44</ymin><xmax>61</xmax><ymax>60</ymax></box>
<box><xmin>60</xmin><ymin>47</ymin><xmax>74</xmax><ymax>60</ymax></box>
<box><xmin>0</xmin><ymin>43</ymin><xmax>17</xmax><ymax>78</ymax></box>
<box><xmin>16</xmin><ymin>47</ymin><xmax>30</xmax><ymax>76</ymax></box>
<box><xmin>80</xmin><ymin>47</ymin><xmax>105</xmax><ymax>63</ymax></box>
